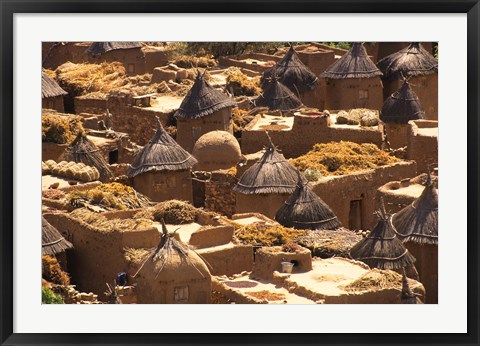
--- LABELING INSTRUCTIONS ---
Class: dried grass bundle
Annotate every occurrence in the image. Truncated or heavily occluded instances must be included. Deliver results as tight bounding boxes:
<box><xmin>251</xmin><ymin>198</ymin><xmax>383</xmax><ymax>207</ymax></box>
<box><xmin>134</xmin><ymin>200</ymin><xmax>199</xmax><ymax>224</ymax></box>
<box><xmin>42</xmin><ymin>109</ymin><xmax>84</xmax><ymax>144</ymax></box>
<box><xmin>233</xmin><ymin>222</ymin><xmax>304</xmax><ymax>247</ymax></box>
<box><xmin>225</xmin><ymin>68</ymin><xmax>261</xmax><ymax>96</ymax></box>
<box><xmin>69</xmin><ymin>208</ymin><xmax>153</xmax><ymax>232</ymax></box>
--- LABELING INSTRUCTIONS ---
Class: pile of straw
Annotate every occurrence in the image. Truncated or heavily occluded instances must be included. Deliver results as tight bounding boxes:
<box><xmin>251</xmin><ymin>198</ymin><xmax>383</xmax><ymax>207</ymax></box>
<box><xmin>225</xmin><ymin>68</ymin><xmax>261</xmax><ymax>96</ymax></box>
<box><xmin>134</xmin><ymin>200</ymin><xmax>199</xmax><ymax>224</ymax></box>
<box><xmin>42</xmin><ymin>109</ymin><xmax>84</xmax><ymax>144</ymax></box>
<box><xmin>233</xmin><ymin>222</ymin><xmax>304</xmax><ymax>247</ymax></box>
<box><xmin>70</xmin><ymin>208</ymin><xmax>153</xmax><ymax>232</ymax></box>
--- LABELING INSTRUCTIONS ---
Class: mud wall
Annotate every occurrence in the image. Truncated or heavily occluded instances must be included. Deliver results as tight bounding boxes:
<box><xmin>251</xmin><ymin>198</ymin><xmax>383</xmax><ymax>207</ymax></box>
<box><xmin>235</xmin><ymin>192</ymin><xmax>291</xmax><ymax>220</ymax></box>
<box><xmin>407</xmin><ymin>120</ymin><xmax>438</xmax><ymax>174</ymax></box>
<box><xmin>42</xmin><ymin>95</ymin><xmax>65</xmax><ymax>113</ymax></box>
<box><xmin>133</xmin><ymin>170</ymin><xmax>193</xmax><ymax>203</ymax></box>
<box><xmin>324</xmin><ymin>77</ymin><xmax>384</xmax><ymax>111</ymax></box>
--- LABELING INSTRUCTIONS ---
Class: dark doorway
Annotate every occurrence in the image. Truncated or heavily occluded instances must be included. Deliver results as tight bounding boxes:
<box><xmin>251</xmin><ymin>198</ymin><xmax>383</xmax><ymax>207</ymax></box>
<box><xmin>109</xmin><ymin>150</ymin><xmax>119</xmax><ymax>164</ymax></box>
<box><xmin>349</xmin><ymin>199</ymin><xmax>363</xmax><ymax>230</ymax></box>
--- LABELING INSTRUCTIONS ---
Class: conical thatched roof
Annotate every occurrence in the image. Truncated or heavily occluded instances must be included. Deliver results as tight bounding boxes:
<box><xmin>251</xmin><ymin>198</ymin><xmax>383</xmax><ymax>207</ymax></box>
<box><xmin>261</xmin><ymin>46</ymin><xmax>319</xmax><ymax>93</ymax></box>
<box><xmin>127</xmin><ymin>119</ymin><xmax>197</xmax><ymax>177</ymax></box>
<box><xmin>380</xmin><ymin>80</ymin><xmax>425</xmax><ymax>124</ymax></box>
<box><xmin>174</xmin><ymin>71</ymin><xmax>236</xmax><ymax>120</ymax></box>
<box><xmin>275</xmin><ymin>179</ymin><xmax>342</xmax><ymax>230</ymax></box>
<box><xmin>61</xmin><ymin>132</ymin><xmax>114</xmax><ymax>182</ymax></box>
<box><xmin>350</xmin><ymin>205</ymin><xmax>416</xmax><ymax>270</ymax></box>
<box><xmin>392</xmin><ymin>175</ymin><xmax>438</xmax><ymax>244</ymax></box>
<box><xmin>42</xmin><ymin>217</ymin><xmax>73</xmax><ymax>256</ymax></box>
<box><xmin>255</xmin><ymin>76</ymin><xmax>303</xmax><ymax>112</ymax></box>
<box><xmin>134</xmin><ymin>220</ymin><xmax>210</xmax><ymax>283</ymax></box>
<box><xmin>86</xmin><ymin>42</ymin><xmax>142</xmax><ymax>55</ymax></box>
<box><xmin>322</xmin><ymin>42</ymin><xmax>382</xmax><ymax>79</ymax></box>
<box><xmin>234</xmin><ymin>142</ymin><xmax>306</xmax><ymax>195</ymax></box>
<box><xmin>377</xmin><ymin>42</ymin><xmax>438</xmax><ymax>81</ymax></box>
<box><xmin>42</xmin><ymin>72</ymin><xmax>67</xmax><ymax>99</ymax></box>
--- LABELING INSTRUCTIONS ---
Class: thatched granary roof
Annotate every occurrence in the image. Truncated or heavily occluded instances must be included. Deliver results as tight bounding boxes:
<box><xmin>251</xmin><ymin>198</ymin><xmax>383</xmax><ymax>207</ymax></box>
<box><xmin>377</xmin><ymin>42</ymin><xmax>438</xmax><ymax>81</ymax></box>
<box><xmin>174</xmin><ymin>71</ymin><xmax>236</xmax><ymax>120</ymax></box>
<box><xmin>261</xmin><ymin>46</ymin><xmax>319</xmax><ymax>93</ymax></box>
<box><xmin>392</xmin><ymin>175</ymin><xmax>438</xmax><ymax>245</ymax></box>
<box><xmin>42</xmin><ymin>72</ymin><xmax>67</xmax><ymax>99</ymax></box>
<box><xmin>321</xmin><ymin>42</ymin><xmax>382</xmax><ymax>79</ymax></box>
<box><xmin>275</xmin><ymin>180</ymin><xmax>342</xmax><ymax>230</ymax></box>
<box><xmin>192</xmin><ymin>131</ymin><xmax>241</xmax><ymax>171</ymax></box>
<box><xmin>255</xmin><ymin>76</ymin><xmax>303</xmax><ymax>112</ymax></box>
<box><xmin>42</xmin><ymin>217</ymin><xmax>73</xmax><ymax>256</ymax></box>
<box><xmin>61</xmin><ymin>132</ymin><xmax>114</xmax><ymax>182</ymax></box>
<box><xmin>380</xmin><ymin>80</ymin><xmax>425</xmax><ymax>124</ymax></box>
<box><xmin>234</xmin><ymin>142</ymin><xmax>306</xmax><ymax>195</ymax></box>
<box><xmin>401</xmin><ymin>271</ymin><xmax>422</xmax><ymax>304</ymax></box>
<box><xmin>349</xmin><ymin>205</ymin><xmax>416</xmax><ymax>270</ymax></box>
<box><xmin>134</xmin><ymin>220</ymin><xmax>210</xmax><ymax>284</ymax></box>
<box><xmin>86</xmin><ymin>42</ymin><xmax>142</xmax><ymax>55</ymax></box>
<box><xmin>127</xmin><ymin>120</ymin><xmax>197</xmax><ymax>177</ymax></box>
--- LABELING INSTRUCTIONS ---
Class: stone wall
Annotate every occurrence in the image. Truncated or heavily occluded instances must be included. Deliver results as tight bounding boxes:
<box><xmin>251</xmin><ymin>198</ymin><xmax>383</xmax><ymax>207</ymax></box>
<box><xmin>74</xmin><ymin>97</ymin><xmax>108</xmax><ymax>115</ymax></box>
<box><xmin>204</xmin><ymin>170</ymin><xmax>237</xmax><ymax>217</ymax></box>
<box><xmin>310</xmin><ymin>161</ymin><xmax>417</xmax><ymax>230</ymax></box>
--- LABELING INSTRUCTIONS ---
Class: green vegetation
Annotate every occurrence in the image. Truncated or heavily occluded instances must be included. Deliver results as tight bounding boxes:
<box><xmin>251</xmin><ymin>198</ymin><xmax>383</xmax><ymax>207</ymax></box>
<box><xmin>42</xmin><ymin>287</ymin><xmax>64</xmax><ymax>304</ymax></box>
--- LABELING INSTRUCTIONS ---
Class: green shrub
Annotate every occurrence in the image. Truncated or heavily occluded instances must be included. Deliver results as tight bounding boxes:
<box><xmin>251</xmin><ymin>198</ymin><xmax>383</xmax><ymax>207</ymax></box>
<box><xmin>42</xmin><ymin>287</ymin><xmax>64</xmax><ymax>304</ymax></box>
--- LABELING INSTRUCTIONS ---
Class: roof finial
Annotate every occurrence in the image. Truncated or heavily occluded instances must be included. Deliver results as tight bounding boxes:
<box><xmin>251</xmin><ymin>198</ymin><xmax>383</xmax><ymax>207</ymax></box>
<box><xmin>155</xmin><ymin>115</ymin><xmax>164</xmax><ymax>130</ymax></box>
<box><xmin>401</xmin><ymin>268</ymin><xmax>414</xmax><ymax>298</ymax></box>
<box><xmin>265</xmin><ymin>131</ymin><xmax>276</xmax><ymax>150</ymax></box>
<box><xmin>379</xmin><ymin>196</ymin><xmax>387</xmax><ymax>218</ymax></box>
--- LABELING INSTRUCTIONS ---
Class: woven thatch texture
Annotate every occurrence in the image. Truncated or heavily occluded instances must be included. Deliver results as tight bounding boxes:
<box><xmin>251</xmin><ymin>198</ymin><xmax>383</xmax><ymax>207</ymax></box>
<box><xmin>380</xmin><ymin>81</ymin><xmax>425</xmax><ymax>124</ymax></box>
<box><xmin>322</xmin><ymin>42</ymin><xmax>382</xmax><ymax>79</ymax></box>
<box><xmin>290</xmin><ymin>141</ymin><xmax>400</xmax><ymax>176</ymax></box>
<box><xmin>261</xmin><ymin>46</ymin><xmax>319</xmax><ymax>93</ymax></box>
<box><xmin>234</xmin><ymin>146</ymin><xmax>306</xmax><ymax>195</ymax></box>
<box><xmin>275</xmin><ymin>181</ymin><xmax>342</xmax><ymax>230</ymax></box>
<box><xmin>349</xmin><ymin>213</ymin><xmax>416</xmax><ymax>270</ymax></box>
<box><xmin>377</xmin><ymin>42</ymin><xmax>438</xmax><ymax>81</ymax></box>
<box><xmin>401</xmin><ymin>271</ymin><xmax>422</xmax><ymax>303</ymax></box>
<box><xmin>392</xmin><ymin>179</ymin><xmax>438</xmax><ymax>245</ymax></box>
<box><xmin>255</xmin><ymin>78</ymin><xmax>303</xmax><ymax>112</ymax></box>
<box><xmin>174</xmin><ymin>72</ymin><xmax>236</xmax><ymax>119</ymax></box>
<box><xmin>42</xmin><ymin>72</ymin><xmax>67</xmax><ymax>98</ymax></box>
<box><xmin>61</xmin><ymin>132</ymin><xmax>114</xmax><ymax>182</ymax></box>
<box><xmin>42</xmin><ymin>217</ymin><xmax>73</xmax><ymax>256</ymax></box>
<box><xmin>127</xmin><ymin>121</ymin><xmax>197</xmax><ymax>177</ymax></box>
<box><xmin>86</xmin><ymin>42</ymin><xmax>142</xmax><ymax>55</ymax></box>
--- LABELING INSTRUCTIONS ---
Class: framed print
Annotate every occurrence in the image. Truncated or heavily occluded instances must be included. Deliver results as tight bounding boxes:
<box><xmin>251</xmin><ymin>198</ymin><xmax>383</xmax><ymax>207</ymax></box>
<box><xmin>0</xmin><ymin>1</ymin><xmax>479</xmax><ymax>345</ymax></box>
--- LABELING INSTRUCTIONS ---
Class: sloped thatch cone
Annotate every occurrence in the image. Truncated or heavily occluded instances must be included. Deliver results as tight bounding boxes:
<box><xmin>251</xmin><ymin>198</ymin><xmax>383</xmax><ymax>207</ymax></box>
<box><xmin>380</xmin><ymin>80</ymin><xmax>425</xmax><ymax>124</ymax></box>
<box><xmin>61</xmin><ymin>132</ymin><xmax>114</xmax><ymax>182</ymax></box>
<box><xmin>127</xmin><ymin>119</ymin><xmax>198</xmax><ymax>177</ymax></box>
<box><xmin>321</xmin><ymin>42</ymin><xmax>383</xmax><ymax>79</ymax></box>
<box><xmin>377</xmin><ymin>42</ymin><xmax>438</xmax><ymax>81</ymax></box>
<box><xmin>86</xmin><ymin>42</ymin><xmax>142</xmax><ymax>55</ymax></box>
<box><xmin>275</xmin><ymin>179</ymin><xmax>342</xmax><ymax>230</ymax></box>
<box><xmin>349</xmin><ymin>209</ymin><xmax>416</xmax><ymax>270</ymax></box>
<box><xmin>392</xmin><ymin>175</ymin><xmax>438</xmax><ymax>245</ymax></box>
<box><xmin>42</xmin><ymin>217</ymin><xmax>73</xmax><ymax>256</ymax></box>
<box><xmin>42</xmin><ymin>72</ymin><xmax>67</xmax><ymax>99</ymax></box>
<box><xmin>134</xmin><ymin>221</ymin><xmax>211</xmax><ymax>304</ymax></box>
<box><xmin>174</xmin><ymin>71</ymin><xmax>236</xmax><ymax>120</ymax></box>
<box><xmin>255</xmin><ymin>76</ymin><xmax>303</xmax><ymax>112</ymax></box>
<box><xmin>234</xmin><ymin>143</ymin><xmax>306</xmax><ymax>195</ymax></box>
<box><xmin>261</xmin><ymin>46</ymin><xmax>319</xmax><ymax>93</ymax></box>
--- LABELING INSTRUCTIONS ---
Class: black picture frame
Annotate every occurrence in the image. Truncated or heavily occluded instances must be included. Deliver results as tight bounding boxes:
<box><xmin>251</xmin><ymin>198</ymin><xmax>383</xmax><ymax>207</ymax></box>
<box><xmin>1</xmin><ymin>1</ymin><xmax>479</xmax><ymax>345</ymax></box>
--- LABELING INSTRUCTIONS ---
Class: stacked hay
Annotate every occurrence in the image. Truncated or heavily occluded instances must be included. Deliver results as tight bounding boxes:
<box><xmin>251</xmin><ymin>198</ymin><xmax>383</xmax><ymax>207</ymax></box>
<box><xmin>67</xmin><ymin>183</ymin><xmax>151</xmax><ymax>210</ymax></box>
<box><xmin>290</xmin><ymin>141</ymin><xmax>400</xmax><ymax>176</ymax></box>
<box><xmin>341</xmin><ymin>269</ymin><xmax>409</xmax><ymax>292</ymax></box>
<box><xmin>134</xmin><ymin>200</ymin><xmax>199</xmax><ymax>224</ymax></box>
<box><xmin>42</xmin><ymin>109</ymin><xmax>84</xmax><ymax>144</ymax></box>
<box><xmin>42</xmin><ymin>255</ymin><xmax>70</xmax><ymax>286</ymax></box>
<box><xmin>225</xmin><ymin>68</ymin><xmax>261</xmax><ymax>96</ymax></box>
<box><xmin>171</xmin><ymin>55</ymin><xmax>217</xmax><ymax>69</ymax></box>
<box><xmin>233</xmin><ymin>222</ymin><xmax>304</xmax><ymax>247</ymax></box>
<box><xmin>43</xmin><ymin>160</ymin><xmax>100</xmax><ymax>182</ymax></box>
<box><xmin>69</xmin><ymin>208</ymin><xmax>153</xmax><ymax>232</ymax></box>
<box><xmin>335</xmin><ymin>109</ymin><xmax>379</xmax><ymax>127</ymax></box>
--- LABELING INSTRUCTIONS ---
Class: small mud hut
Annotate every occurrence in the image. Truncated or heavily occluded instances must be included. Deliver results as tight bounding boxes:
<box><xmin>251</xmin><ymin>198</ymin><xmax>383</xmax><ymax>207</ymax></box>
<box><xmin>134</xmin><ymin>221</ymin><xmax>212</xmax><ymax>304</ymax></box>
<box><xmin>261</xmin><ymin>46</ymin><xmax>320</xmax><ymax>108</ymax></box>
<box><xmin>275</xmin><ymin>179</ymin><xmax>342</xmax><ymax>230</ymax></box>
<box><xmin>349</xmin><ymin>204</ymin><xmax>416</xmax><ymax>271</ymax></box>
<box><xmin>86</xmin><ymin>42</ymin><xmax>144</xmax><ymax>75</ymax></box>
<box><xmin>42</xmin><ymin>216</ymin><xmax>73</xmax><ymax>269</ymax></box>
<box><xmin>380</xmin><ymin>80</ymin><xmax>425</xmax><ymax>149</ymax></box>
<box><xmin>377</xmin><ymin>42</ymin><xmax>438</xmax><ymax>120</ymax></box>
<box><xmin>322</xmin><ymin>42</ymin><xmax>383</xmax><ymax>111</ymax></box>
<box><xmin>255</xmin><ymin>75</ymin><xmax>303</xmax><ymax>113</ymax></box>
<box><xmin>61</xmin><ymin>132</ymin><xmax>114</xmax><ymax>182</ymax></box>
<box><xmin>392</xmin><ymin>174</ymin><xmax>438</xmax><ymax>303</ymax></box>
<box><xmin>42</xmin><ymin>72</ymin><xmax>67</xmax><ymax>112</ymax></box>
<box><xmin>127</xmin><ymin>119</ymin><xmax>198</xmax><ymax>202</ymax></box>
<box><xmin>234</xmin><ymin>139</ymin><xmax>306</xmax><ymax>218</ymax></box>
<box><xmin>192</xmin><ymin>130</ymin><xmax>242</xmax><ymax>171</ymax></box>
<box><xmin>175</xmin><ymin>71</ymin><xmax>237</xmax><ymax>152</ymax></box>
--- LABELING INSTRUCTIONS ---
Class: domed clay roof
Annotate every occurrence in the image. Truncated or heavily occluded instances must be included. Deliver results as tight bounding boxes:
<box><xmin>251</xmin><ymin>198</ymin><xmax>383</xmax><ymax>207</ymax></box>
<box><xmin>192</xmin><ymin>131</ymin><xmax>242</xmax><ymax>171</ymax></box>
